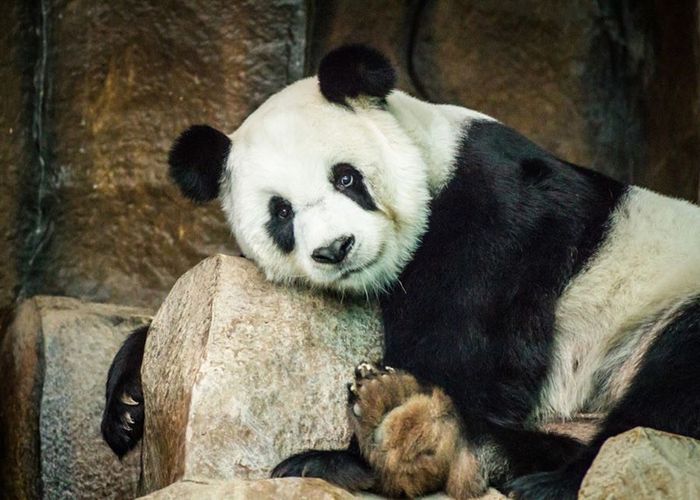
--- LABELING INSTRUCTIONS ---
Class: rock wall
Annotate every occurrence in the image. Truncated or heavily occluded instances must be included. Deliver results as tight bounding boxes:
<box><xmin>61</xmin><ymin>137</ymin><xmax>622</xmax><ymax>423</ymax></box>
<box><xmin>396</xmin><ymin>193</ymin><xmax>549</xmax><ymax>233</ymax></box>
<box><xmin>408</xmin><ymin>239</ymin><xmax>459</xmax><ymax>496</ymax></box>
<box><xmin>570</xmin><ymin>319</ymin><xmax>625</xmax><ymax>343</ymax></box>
<box><xmin>0</xmin><ymin>296</ymin><xmax>151</xmax><ymax>499</ymax></box>
<box><xmin>0</xmin><ymin>0</ymin><xmax>307</xmax><ymax>313</ymax></box>
<box><xmin>0</xmin><ymin>2</ymin><xmax>33</xmax><ymax>316</ymax></box>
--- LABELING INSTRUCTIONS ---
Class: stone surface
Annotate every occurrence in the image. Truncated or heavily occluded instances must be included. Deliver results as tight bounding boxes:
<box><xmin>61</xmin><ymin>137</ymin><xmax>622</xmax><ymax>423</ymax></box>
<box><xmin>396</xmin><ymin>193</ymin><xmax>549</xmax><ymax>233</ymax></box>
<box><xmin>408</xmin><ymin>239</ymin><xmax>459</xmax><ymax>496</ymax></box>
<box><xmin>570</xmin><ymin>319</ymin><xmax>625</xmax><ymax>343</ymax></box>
<box><xmin>141</xmin><ymin>478</ymin><xmax>356</xmax><ymax>500</ymax></box>
<box><xmin>140</xmin><ymin>478</ymin><xmax>506</xmax><ymax>499</ymax></box>
<box><xmin>580</xmin><ymin>427</ymin><xmax>700</xmax><ymax>499</ymax></box>
<box><xmin>0</xmin><ymin>1</ymin><xmax>33</xmax><ymax>314</ymax></box>
<box><xmin>140</xmin><ymin>255</ymin><xmax>383</xmax><ymax>493</ymax></box>
<box><xmin>642</xmin><ymin>0</ymin><xmax>700</xmax><ymax>202</ymax></box>
<box><xmin>0</xmin><ymin>296</ymin><xmax>151</xmax><ymax>499</ymax></box>
<box><xmin>29</xmin><ymin>0</ymin><xmax>306</xmax><ymax>308</ymax></box>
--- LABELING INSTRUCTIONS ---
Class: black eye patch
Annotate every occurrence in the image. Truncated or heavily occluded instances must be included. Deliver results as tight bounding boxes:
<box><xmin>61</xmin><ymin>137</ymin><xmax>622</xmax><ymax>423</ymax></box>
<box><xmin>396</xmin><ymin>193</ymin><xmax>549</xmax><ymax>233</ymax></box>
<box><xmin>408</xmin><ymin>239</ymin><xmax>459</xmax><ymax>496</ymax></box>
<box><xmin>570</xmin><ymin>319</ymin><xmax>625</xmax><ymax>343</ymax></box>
<box><xmin>331</xmin><ymin>163</ymin><xmax>378</xmax><ymax>211</ymax></box>
<box><xmin>265</xmin><ymin>196</ymin><xmax>295</xmax><ymax>253</ymax></box>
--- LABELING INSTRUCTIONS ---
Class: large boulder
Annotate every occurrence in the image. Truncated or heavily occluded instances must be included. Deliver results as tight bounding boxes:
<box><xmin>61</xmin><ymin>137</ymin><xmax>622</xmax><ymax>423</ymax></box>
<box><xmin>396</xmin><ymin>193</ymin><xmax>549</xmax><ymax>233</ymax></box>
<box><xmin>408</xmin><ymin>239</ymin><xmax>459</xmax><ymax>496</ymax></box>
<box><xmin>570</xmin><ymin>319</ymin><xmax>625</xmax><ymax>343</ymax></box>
<box><xmin>140</xmin><ymin>255</ymin><xmax>383</xmax><ymax>493</ymax></box>
<box><xmin>0</xmin><ymin>296</ymin><xmax>152</xmax><ymax>499</ymax></box>
<box><xmin>580</xmin><ymin>427</ymin><xmax>700</xmax><ymax>498</ymax></box>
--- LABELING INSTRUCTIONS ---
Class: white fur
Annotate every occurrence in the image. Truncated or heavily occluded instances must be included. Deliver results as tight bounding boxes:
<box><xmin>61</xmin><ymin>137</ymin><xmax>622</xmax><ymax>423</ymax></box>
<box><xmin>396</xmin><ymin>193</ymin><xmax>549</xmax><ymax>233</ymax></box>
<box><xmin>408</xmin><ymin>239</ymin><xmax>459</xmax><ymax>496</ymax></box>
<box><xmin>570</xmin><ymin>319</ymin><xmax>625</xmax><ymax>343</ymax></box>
<box><xmin>536</xmin><ymin>187</ymin><xmax>700</xmax><ymax>421</ymax></box>
<box><xmin>218</xmin><ymin>78</ymin><xmax>491</xmax><ymax>295</ymax></box>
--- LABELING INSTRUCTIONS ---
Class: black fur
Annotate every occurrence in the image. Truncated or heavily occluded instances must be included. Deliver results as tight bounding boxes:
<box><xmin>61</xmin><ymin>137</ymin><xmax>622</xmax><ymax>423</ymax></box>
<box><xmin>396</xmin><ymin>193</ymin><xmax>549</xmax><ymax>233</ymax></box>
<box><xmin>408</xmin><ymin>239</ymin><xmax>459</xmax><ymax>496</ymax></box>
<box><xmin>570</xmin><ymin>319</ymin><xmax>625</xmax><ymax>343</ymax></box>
<box><xmin>101</xmin><ymin>324</ymin><xmax>149</xmax><ymax>457</ymax></box>
<box><xmin>168</xmin><ymin>124</ymin><xmax>231</xmax><ymax>202</ymax></box>
<box><xmin>381</xmin><ymin>120</ymin><xmax>625</xmax><ymax>425</ymax></box>
<box><xmin>271</xmin><ymin>436</ymin><xmax>374</xmax><ymax>491</ymax></box>
<box><xmin>331</xmin><ymin>163</ymin><xmax>378</xmax><ymax>211</ymax></box>
<box><xmin>318</xmin><ymin>45</ymin><xmax>396</xmax><ymax>106</ymax></box>
<box><xmin>266</xmin><ymin>196</ymin><xmax>295</xmax><ymax>253</ymax></box>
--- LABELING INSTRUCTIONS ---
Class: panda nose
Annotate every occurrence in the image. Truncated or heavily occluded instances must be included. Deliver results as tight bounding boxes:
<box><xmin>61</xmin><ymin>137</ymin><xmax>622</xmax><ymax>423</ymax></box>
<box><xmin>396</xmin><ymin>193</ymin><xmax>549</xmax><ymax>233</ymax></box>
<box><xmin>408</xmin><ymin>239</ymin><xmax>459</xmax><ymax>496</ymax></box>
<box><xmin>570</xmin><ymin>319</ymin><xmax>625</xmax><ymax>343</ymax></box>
<box><xmin>311</xmin><ymin>235</ymin><xmax>355</xmax><ymax>264</ymax></box>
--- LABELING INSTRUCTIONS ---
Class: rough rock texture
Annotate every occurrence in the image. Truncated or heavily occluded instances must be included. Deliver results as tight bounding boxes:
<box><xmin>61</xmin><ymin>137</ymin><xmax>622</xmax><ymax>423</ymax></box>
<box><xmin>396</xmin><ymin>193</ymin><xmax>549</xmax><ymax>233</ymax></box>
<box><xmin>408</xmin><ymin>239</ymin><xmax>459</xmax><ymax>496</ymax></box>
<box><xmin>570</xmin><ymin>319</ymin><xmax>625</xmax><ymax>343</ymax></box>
<box><xmin>0</xmin><ymin>1</ymin><xmax>33</xmax><ymax>313</ymax></box>
<box><xmin>642</xmin><ymin>0</ymin><xmax>700</xmax><ymax>202</ymax></box>
<box><xmin>580</xmin><ymin>427</ymin><xmax>700</xmax><ymax>498</ymax></box>
<box><xmin>141</xmin><ymin>478</ymin><xmax>356</xmax><ymax>500</ymax></box>
<box><xmin>140</xmin><ymin>478</ymin><xmax>506</xmax><ymax>499</ymax></box>
<box><xmin>0</xmin><ymin>296</ymin><xmax>151</xmax><ymax>499</ymax></box>
<box><xmin>27</xmin><ymin>0</ymin><xmax>306</xmax><ymax>308</ymax></box>
<box><xmin>140</xmin><ymin>255</ymin><xmax>383</xmax><ymax>493</ymax></box>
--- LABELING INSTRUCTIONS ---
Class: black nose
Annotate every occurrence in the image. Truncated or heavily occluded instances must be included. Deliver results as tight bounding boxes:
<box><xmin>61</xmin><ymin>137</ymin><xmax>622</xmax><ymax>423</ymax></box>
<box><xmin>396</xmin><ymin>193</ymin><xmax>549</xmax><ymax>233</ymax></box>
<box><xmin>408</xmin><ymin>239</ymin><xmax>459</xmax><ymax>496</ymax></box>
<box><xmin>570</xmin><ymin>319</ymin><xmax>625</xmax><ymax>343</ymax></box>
<box><xmin>311</xmin><ymin>235</ymin><xmax>355</xmax><ymax>264</ymax></box>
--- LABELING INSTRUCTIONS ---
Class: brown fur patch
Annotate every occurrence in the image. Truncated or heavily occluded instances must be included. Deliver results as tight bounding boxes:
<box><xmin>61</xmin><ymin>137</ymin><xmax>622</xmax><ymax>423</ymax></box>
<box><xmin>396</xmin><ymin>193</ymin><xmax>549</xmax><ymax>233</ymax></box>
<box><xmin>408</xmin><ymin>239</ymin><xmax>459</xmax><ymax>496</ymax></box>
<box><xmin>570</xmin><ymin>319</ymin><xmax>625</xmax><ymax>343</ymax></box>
<box><xmin>348</xmin><ymin>364</ymin><xmax>487</xmax><ymax>498</ymax></box>
<box><xmin>538</xmin><ymin>413</ymin><xmax>603</xmax><ymax>445</ymax></box>
<box><xmin>446</xmin><ymin>447</ymin><xmax>489</xmax><ymax>499</ymax></box>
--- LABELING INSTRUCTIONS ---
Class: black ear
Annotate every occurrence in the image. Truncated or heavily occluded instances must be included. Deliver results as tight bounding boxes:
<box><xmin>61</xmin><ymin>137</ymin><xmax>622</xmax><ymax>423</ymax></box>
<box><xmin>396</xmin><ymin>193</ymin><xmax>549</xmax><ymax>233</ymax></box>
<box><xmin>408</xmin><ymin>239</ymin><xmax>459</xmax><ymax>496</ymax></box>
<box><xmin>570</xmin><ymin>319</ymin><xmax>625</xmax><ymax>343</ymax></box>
<box><xmin>168</xmin><ymin>125</ymin><xmax>231</xmax><ymax>202</ymax></box>
<box><xmin>318</xmin><ymin>45</ymin><xmax>396</xmax><ymax>106</ymax></box>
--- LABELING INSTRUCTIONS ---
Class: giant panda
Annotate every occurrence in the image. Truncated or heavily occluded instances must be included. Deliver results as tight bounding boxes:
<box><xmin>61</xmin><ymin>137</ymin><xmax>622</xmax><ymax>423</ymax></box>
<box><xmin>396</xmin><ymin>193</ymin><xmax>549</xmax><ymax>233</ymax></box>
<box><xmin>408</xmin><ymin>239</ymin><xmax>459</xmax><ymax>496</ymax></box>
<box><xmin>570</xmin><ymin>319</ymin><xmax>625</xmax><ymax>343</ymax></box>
<box><xmin>102</xmin><ymin>45</ymin><xmax>700</xmax><ymax>499</ymax></box>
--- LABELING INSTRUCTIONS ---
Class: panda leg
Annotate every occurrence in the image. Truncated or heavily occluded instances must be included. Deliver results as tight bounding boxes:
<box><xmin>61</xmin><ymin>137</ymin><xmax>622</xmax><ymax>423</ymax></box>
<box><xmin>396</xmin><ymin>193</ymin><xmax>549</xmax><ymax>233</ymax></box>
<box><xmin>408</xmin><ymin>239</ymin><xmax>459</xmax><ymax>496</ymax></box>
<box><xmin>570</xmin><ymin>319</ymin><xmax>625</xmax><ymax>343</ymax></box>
<box><xmin>270</xmin><ymin>435</ymin><xmax>375</xmax><ymax>491</ymax></box>
<box><xmin>508</xmin><ymin>298</ymin><xmax>700</xmax><ymax>500</ymax></box>
<box><xmin>101</xmin><ymin>324</ymin><xmax>149</xmax><ymax>457</ymax></box>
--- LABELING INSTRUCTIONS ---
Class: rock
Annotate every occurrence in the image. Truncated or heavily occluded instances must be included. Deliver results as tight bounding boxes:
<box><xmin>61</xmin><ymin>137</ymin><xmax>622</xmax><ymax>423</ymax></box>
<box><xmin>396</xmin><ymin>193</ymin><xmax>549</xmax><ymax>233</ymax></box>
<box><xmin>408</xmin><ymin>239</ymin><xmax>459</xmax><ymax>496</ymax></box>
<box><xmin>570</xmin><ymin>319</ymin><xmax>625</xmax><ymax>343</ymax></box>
<box><xmin>0</xmin><ymin>296</ymin><xmax>152</xmax><ymax>499</ymax></box>
<box><xmin>580</xmin><ymin>427</ymin><xmax>700</xmax><ymax>498</ymax></box>
<box><xmin>140</xmin><ymin>478</ymin><xmax>356</xmax><ymax>500</ymax></box>
<box><xmin>140</xmin><ymin>478</ymin><xmax>508</xmax><ymax>499</ymax></box>
<box><xmin>31</xmin><ymin>0</ymin><xmax>306</xmax><ymax>309</ymax></box>
<box><xmin>140</xmin><ymin>255</ymin><xmax>383</xmax><ymax>493</ymax></box>
<box><xmin>0</xmin><ymin>0</ymin><xmax>32</xmax><ymax>313</ymax></box>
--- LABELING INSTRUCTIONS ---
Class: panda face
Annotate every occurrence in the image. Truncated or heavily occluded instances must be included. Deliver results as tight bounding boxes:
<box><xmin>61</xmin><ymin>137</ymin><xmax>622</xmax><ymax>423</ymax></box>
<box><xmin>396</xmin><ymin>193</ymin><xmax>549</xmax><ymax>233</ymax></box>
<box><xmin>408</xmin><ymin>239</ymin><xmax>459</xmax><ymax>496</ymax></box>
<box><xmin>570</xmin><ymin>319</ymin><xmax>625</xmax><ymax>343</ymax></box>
<box><xmin>220</xmin><ymin>78</ymin><xmax>431</xmax><ymax>294</ymax></box>
<box><xmin>168</xmin><ymin>46</ymin><xmax>470</xmax><ymax>295</ymax></box>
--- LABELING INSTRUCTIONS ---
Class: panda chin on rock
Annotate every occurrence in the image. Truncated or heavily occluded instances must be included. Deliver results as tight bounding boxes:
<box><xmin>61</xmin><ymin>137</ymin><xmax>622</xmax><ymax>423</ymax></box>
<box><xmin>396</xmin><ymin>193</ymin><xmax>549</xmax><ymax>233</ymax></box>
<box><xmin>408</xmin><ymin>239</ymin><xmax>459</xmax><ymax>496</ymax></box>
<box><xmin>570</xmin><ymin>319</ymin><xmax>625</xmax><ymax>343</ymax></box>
<box><xmin>101</xmin><ymin>45</ymin><xmax>700</xmax><ymax>499</ymax></box>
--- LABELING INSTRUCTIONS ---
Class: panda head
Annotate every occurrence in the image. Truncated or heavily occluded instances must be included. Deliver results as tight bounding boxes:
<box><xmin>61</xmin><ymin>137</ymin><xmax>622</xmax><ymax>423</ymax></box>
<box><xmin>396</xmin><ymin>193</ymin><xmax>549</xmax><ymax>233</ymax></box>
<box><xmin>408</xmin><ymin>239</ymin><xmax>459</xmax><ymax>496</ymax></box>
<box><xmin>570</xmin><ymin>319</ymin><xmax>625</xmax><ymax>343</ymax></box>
<box><xmin>169</xmin><ymin>45</ymin><xmax>431</xmax><ymax>294</ymax></box>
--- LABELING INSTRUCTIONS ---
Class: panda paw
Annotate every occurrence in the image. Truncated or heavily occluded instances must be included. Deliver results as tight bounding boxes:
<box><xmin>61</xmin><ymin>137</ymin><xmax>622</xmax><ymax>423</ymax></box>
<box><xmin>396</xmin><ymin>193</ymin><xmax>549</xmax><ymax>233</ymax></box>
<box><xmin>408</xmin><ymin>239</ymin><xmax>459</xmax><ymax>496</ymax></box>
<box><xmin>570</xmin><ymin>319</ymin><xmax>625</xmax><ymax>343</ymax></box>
<box><xmin>101</xmin><ymin>325</ymin><xmax>148</xmax><ymax>457</ymax></box>
<box><xmin>347</xmin><ymin>362</ymin><xmax>422</xmax><ymax>429</ymax></box>
<box><xmin>348</xmin><ymin>363</ymin><xmax>472</xmax><ymax>498</ymax></box>
<box><xmin>101</xmin><ymin>375</ymin><xmax>144</xmax><ymax>458</ymax></box>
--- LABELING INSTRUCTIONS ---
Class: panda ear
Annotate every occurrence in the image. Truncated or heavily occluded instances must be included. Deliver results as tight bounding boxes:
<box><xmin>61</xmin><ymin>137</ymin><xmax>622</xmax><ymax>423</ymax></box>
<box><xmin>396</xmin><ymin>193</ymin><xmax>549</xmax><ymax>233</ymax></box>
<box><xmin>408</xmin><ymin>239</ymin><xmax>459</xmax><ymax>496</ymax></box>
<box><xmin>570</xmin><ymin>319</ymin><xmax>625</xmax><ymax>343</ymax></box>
<box><xmin>168</xmin><ymin>125</ymin><xmax>231</xmax><ymax>202</ymax></box>
<box><xmin>318</xmin><ymin>44</ymin><xmax>396</xmax><ymax>106</ymax></box>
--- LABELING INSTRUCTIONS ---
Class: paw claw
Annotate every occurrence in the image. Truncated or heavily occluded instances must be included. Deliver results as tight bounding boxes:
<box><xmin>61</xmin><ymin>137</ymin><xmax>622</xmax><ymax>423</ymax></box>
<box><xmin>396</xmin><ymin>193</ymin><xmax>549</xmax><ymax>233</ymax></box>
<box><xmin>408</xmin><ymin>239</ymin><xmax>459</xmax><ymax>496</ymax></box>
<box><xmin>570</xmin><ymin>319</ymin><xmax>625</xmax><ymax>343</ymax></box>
<box><xmin>353</xmin><ymin>402</ymin><xmax>362</xmax><ymax>417</ymax></box>
<box><xmin>124</xmin><ymin>412</ymin><xmax>135</xmax><ymax>425</ymax></box>
<box><xmin>120</xmin><ymin>393</ymin><xmax>139</xmax><ymax>406</ymax></box>
<box><xmin>355</xmin><ymin>362</ymin><xmax>379</xmax><ymax>380</ymax></box>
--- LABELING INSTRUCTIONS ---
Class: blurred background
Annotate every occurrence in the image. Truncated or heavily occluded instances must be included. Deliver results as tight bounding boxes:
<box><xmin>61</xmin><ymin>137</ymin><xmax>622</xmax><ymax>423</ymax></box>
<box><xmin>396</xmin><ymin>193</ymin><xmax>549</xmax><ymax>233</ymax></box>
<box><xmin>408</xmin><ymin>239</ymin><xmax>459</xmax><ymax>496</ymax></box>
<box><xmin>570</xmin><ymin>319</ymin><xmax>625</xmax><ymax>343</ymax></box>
<box><xmin>1</xmin><ymin>0</ymin><xmax>699</xmax><ymax>319</ymax></box>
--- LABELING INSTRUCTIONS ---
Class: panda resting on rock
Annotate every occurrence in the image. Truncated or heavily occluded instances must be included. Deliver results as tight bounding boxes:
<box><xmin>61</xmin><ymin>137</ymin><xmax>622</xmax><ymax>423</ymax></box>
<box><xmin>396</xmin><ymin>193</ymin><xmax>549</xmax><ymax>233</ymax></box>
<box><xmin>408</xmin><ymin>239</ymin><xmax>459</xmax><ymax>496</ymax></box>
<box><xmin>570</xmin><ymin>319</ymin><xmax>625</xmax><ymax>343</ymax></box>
<box><xmin>102</xmin><ymin>45</ymin><xmax>700</xmax><ymax>499</ymax></box>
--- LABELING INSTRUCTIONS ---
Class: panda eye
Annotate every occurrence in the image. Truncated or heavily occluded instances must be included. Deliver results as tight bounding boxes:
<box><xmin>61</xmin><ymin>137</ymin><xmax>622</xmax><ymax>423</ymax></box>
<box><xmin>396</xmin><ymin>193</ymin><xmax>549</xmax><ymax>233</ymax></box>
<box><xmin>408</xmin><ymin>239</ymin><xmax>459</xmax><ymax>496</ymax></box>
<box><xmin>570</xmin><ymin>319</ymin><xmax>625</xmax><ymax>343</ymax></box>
<box><xmin>337</xmin><ymin>173</ymin><xmax>354</xmax><ymax>189</ymax></box>
<box><xmin>277</xmin><ymin>205</ymin><xmax>291</xmax><ymax>219</ymax></box>
<box><xmin>271</xmin><ymin>197</ymin><xmax>293</xmax><ymax>220</ymax></box>
<box><xmin>333</xmin><ymin>163</ymin><xmax>357</xmax><ymax>191</ymax></box>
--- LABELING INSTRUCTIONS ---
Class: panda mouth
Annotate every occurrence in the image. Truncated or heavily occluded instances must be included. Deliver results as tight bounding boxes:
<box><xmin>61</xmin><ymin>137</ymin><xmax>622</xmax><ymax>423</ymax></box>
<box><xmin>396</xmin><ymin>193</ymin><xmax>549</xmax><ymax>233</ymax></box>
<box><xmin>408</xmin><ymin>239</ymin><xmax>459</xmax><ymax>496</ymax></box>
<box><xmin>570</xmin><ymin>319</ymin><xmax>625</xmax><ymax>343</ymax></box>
<box><xmin>339</xmin><ymin>265</ymin><xmax>367</xmax><ymax>279</ymax></box>
<box><xmin>337</xmin><ymin>244</ymin><xmax>384</xmax><ymax>280</ymax></box>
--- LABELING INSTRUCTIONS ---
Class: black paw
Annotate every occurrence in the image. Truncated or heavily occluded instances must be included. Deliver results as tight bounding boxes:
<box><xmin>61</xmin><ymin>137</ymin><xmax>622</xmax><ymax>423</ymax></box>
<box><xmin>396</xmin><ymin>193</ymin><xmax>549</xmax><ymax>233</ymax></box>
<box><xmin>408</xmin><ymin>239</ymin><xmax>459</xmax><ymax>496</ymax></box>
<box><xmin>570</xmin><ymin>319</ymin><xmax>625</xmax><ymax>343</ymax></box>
<box><xmin>271</xmin><ymin>449</ymin><xmax>375</xmax><ymax>491</ymax></box>
<box><xmin>506</xmin><ymin>468</ymin><xmax>580</xmax><ymax>500</ymax></box>
<box><xmin>101</xmin><ymin>324</ymin><xmax>148</xmax><ymax>457</ymax></box>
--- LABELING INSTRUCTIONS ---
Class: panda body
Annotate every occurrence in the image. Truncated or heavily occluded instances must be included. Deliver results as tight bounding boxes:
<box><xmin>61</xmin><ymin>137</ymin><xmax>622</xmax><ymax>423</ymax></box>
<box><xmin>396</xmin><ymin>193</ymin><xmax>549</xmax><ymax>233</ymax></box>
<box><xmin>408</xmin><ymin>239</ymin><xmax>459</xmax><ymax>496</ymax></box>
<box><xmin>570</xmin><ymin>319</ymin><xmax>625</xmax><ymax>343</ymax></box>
<box><xmin>102</xmin><ymin>45</ymin><xmax>700</xmax><ymax>499</ymax></box>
